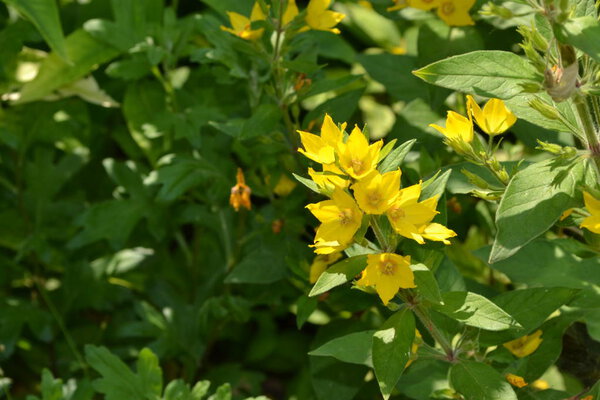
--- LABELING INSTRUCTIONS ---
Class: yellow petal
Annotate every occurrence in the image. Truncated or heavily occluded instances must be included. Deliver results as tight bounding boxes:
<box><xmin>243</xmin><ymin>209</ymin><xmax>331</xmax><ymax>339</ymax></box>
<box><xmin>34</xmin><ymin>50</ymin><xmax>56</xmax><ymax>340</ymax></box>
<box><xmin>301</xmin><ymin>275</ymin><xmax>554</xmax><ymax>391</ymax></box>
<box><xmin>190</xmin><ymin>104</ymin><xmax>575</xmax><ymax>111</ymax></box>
<box><xmin>409</xmin><ymin>0</ymin><xmax>441</xmax><ymax>10</ymax></box>
<box><xmin>250</xmin><ymin>2</ymin><xmax>268</xmax><ymax>21</ymax></box>
<box><xmin>584</xmin><ymin>191</ymin><xmax>600</xmax><ymax>215</ymax></box>
<box><xmin>506</xmin><ymin>373</ymin><xmax>528</xmax><ymax>388</ymax></box>
<box><xmin>282</xmin><ymin>0</ymin><xmax>299</xmax><ymax>25</ymax></box>
<box><xmin>227</xmin><ymin>11</ymin><xmax>251</xmax><ymax>33</ymax></box>
<box><xmin>503</xmin><ymin>330</ymin><xmax>543</xmax><ymax>358</ymax></box>
<box><xmin>421</xmin><ymin>223</ymin><xmax>457</xmax><ymax>244</ymax></box>
<box><xmin>436</xmin><ymin>0</ymin><xmax>475</xmax><ymax>26</ymax></box>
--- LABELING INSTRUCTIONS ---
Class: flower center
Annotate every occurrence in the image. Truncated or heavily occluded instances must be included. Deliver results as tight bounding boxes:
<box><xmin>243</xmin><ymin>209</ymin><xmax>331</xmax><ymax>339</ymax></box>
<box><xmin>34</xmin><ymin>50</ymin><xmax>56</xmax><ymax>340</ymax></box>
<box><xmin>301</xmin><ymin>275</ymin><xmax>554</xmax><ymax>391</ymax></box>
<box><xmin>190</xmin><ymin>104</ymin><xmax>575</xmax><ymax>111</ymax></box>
<box><xmin>338</xmin><ymin>208</ymin><xmax>354</xmax><ymax>225</ymax></box>
<box><xmin>380</xmin><ymin>261</ymin><xmax>396</xmax><ymax>275</ymax></box>
<box><xmin>388</xmin><ymin>206</ymin><xmax>405</xmax><ymax>221</ymax></box>
<box><xmin>368</xmin><ymin>192</ymin><xmax>381</xmax><ymax>206</ymax></box>
<box><xmin>351</xmin><ymin>158</ymin><xmax>364</xmax><ymax>174</ymax></box>
<box><xmin>440</xmin><ymin>1</ymin><xmax>455</xmax><ymax>14</ymax></box>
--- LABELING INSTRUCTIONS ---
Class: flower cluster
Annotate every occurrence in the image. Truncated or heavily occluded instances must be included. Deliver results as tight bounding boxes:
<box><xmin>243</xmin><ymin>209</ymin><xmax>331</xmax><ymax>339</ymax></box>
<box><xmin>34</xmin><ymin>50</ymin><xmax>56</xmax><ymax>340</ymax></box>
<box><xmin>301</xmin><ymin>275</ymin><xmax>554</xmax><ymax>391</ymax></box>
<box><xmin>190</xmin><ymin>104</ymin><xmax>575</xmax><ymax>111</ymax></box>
<box><xmin>299</xmin><ymin>115</ymin><xmax>456</xmax><ymax>304</ymax></box>
<box><xmin>220</xmin><ymin>0</ymin><xmax>344</xmax><ymax>41</ymax></box>
<box><xmin>388</xmin><ymin>0</ymin><xmax>475</xmax><ymax>26</ymax></box>
<box><xmin>430</xmin><ymin>95</ymin><xmax>517</xmax><ymax>154</ymax></box>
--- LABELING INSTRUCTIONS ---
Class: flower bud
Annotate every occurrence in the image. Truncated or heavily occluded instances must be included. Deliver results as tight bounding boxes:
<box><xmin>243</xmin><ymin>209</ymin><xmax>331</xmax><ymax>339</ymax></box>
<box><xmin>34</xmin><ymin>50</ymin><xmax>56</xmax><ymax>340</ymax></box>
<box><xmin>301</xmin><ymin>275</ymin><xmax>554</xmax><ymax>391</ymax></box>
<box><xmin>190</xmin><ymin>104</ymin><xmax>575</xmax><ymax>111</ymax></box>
<box><xmin>528</xmin><ymin>98</ymin><xmax>561</xmax><ymax>120</ymax></box>
<box><xmin>461</xmin><ymin>168</ymin><xmax>489</xmax><ymax>189</ymax></box>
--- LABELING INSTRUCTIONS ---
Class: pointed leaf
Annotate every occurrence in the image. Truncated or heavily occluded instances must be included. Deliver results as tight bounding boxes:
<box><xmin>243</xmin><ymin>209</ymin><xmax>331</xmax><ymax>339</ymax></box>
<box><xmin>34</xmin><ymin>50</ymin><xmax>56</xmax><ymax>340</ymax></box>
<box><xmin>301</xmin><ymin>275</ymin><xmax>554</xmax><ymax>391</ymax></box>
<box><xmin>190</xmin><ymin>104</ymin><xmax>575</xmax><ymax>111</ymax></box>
<box><xmin>309</xmin><ymin>330</ymin><xmax>374</xmax><ymax>367</ymax></box>
<box><xmin>450</xmin><ymin>360</ymin><xmax>517</xmax><ymax>400</ymax></box>
<box><xmin>372</xmin><ymin>308</ymin><xmax>415</xmax><ymax>400</ymax></box>
<box><xmin>309</xmin><ymin>255</ymin><xmax>368</xmax><ymax>297</ymax></box>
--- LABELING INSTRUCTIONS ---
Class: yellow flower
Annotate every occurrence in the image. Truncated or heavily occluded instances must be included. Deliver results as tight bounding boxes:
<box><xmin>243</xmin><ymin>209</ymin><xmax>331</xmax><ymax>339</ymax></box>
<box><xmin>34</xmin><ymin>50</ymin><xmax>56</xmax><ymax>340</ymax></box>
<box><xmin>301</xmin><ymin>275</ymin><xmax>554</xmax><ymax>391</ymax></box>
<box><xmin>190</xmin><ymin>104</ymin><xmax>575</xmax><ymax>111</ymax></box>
<box><xmin>273</xmin><ymin>174</ymin><xmax>297</xmax><ymax>196</ymax></box>
<box><xmin>421</xmin><ymin>223</ymin><xmax>457</xmax><ymax>244</ymax></box>
<box><xmin>581</xmin><ymin>191</ymin><xmax>600</xmax><ymax>234</ymax></box>
<box><xmin>356</xmin><ymin>253</ymin><xmax>415</xmax><ymax>305</ymax></box>
<box><xmin>467</xmin><ymin>95</ymin><xmax>517</xmax><ymax>136</ymax></box>
<box><xmin>503</xmin><ymin>330</ymin><xmax>543</xmax><ymax>358</ymax></box>
<box><xmin>337</xmin><ymin>126</ymin><xmax>383</xmax><ymax>180</ymax></box>
<box><xmin>410</xmin><ymin>0</ymin><xmax>441</xmax><ymax>10</ymax></box>
<box><xmin>230</xmin><ymin>168</ymin><xmax>252</xmax><ymax>211</ymax></box>
<box><xmin>436</xmin><ymin>0</ymin><xmax>475</xmax><ymax>26</ymax></box>
<box><xmin>308</xmin><ymin>163</ymin><xmax>349</xmax><ymax>192</ymax></box>
<box><xmin>430</xmin><ymin>110</ymin><xmax>473</xmax><ymax>144</ymax></box>
<box><xmin>298</xmin><ymin>114</ymin><xmax>346</xmax><ymax>164</ymax></box>
<box><xmin>531</xmin><ymin>380</ymin><xmax>549</xmax><ymax>390</ymax></box>
<box><xmin>386</xmin><ymin>183</ymin><xmax>439</xmax><ymax>242</ymax></box>
<box><xmin>309</xmin><ymin>253</ymin><xmax>342</xmax><ymax>283</ymax></box>
<box><xmin>306</xmin><ymin>188</ymin><xmax>363</xmax><ymax>254</ymax></box>
<box><xmin>304</xmin><ymin>0</ymin><xmax>345</xmax><ymax>34</ymax></box>
<box><xmin>352</xmin><ymin>170</ymin><xmax>401</xmax><ymax>215</ymax></box>
<box><xmin>220</xmin><ymin>2</ymin><xmax>267</xmax><ymax>40</ymax></box>
<box><xmin>282</xmin><ymin>0</ymin><xmax>299</xmax><ymax>25</ymax></box>
<box><xmin>505</xmin><ymin>373</ymin><xmax>528</xmax><ymax>388</ymax></box>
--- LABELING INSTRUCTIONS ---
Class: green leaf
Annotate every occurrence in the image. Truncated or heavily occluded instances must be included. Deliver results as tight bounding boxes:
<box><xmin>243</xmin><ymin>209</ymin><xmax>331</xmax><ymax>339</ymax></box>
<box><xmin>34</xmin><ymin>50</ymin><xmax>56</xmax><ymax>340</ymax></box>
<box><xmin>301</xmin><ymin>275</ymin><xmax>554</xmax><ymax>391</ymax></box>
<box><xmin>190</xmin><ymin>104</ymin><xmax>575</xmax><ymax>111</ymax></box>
<box><xmin>555</xmin><ymin>16</ymin><xmax>600</xmax><ymax>63</ymax></box>
<box><xmin>156</xmin><ymin>156</ymin><xmax>220</xmax><ymax>202</ymax></box>
<box><xmin>413</xmin><ymin>51</ymin><xmax>539</xmax><ymax>99</ymax></box>
<box><xmin>304</xmin><ymin>88</ymin><xmax>365</xmax><ymax>126</ymax></box>
<box><xmin>309</xmin><ymin>255</ymin><xmax>368</xmax><ymax>297</ymax></box>
<box><xmin>486</xmin><ymin>287</ymin><xmax>578</xmax><ymax>341</ymax></box>
<box><xmin>17</xmin><ymin>29</ymin><xmax>120</xmax><ymax>104</ymax></box>
<box><xmin>85</xmin><ymin>345</ymin><xmax>148</xmax><ymax>400</ymax></box>
<box><xmin>209</xmin><ymin>383</ymin><xmax>231</xmax><ymax>400</ymax></box>
<box><xmin>515</xmin><ymin>314</ymin><xmax>578</xmax><ymax>381</ymax></box>
<box><xmin>503</xmin><ymin>94</ymin><xmax>579</xmax><ymax>135</ymax></box>
<box><xmin>372</xmin><ymin>308</ymin><xmax>415</xmax><ymax>400</ymax></box>
<box><xmin>40</xmin><ymin>369</ymin><xmax>63</xmax><ymax>400</ymax></box>
<box><xmin>296</xmin><ymin>295</ymin><xmax>318</xmax><ymax>329</ymax></box>
<box><xmin>358</xmin><ymin>54</ymin><xmax>428</xmax><ymax>102</ymax></box>
<box><xmin>421</xmin><ymin>169</ymin><xmax>452</xmax><ymax>200</ymax></box>
<box><xmin>137</xmin><ymin>348</ymin><xmax>162</xmax><ymax>397</ymax></box>
<box><xmin>378</xmin><ymin>139</ymin><xmax>416</xmax><ymax>173</ymax></box>
<box><xmin>4</xmin><ymin>0</ymin><xmax>68</xmax><ymax>61</ymax></box>
<box><xmin>449</xmin><ymin>360</ymin><xmax>517</xmax><ymax>400</ymax></box>
<box><xmin>292</xmin><ymin>173</ymin><xmax>321</xmax><ymax>195</ymax></box>
<box><xmin>489</xmin><ymin>158</ymin><xmax>586</xmax><ymax>263</ymax></box>
<box><xmin>225</xmin><ymin>249</ymin><xmax>288</xmax><ymax>284</ymax></box>
<box><xmin>191</xmin><ymin>381</ymin><xmax>211</xmax><ymax>400</ymax></box>
<box><xmin>411</xmin><ymin>263</ymin><xmax>443</xmax><ymax>305</ymax></box>
<box><xmin>434</xmin><ymin>291</ymin><xmax>521</xmax><ymax>331</ymax></box>
<box><xmin>309</xmin><ymin>330</ymin><xmax>374</xmax><ymax>367</ymax></box>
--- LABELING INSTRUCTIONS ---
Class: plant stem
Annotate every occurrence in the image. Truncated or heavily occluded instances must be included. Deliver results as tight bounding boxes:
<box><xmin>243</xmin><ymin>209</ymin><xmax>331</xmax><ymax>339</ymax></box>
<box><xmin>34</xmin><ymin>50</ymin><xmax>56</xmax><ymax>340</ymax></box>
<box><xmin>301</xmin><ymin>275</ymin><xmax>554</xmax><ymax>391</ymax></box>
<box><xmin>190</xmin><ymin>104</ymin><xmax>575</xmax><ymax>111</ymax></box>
<box><xmin>34</xmin><ymin>277</ymin><xmax>89</xmax><ymax>377</ymax></box>
<box><xmin>412</xmin><ymin>304</ymin><xmax>456</xmax><ymax>361</ymax></box>
<box><xmin>369</xmin><ymin>216</ymin><xmax>390</xmax><ymax>252</ymax></box>
<box><xmin>574</xmin><ymin>95</ymin><xmax>600</xmax><ymax>177</ymax></box>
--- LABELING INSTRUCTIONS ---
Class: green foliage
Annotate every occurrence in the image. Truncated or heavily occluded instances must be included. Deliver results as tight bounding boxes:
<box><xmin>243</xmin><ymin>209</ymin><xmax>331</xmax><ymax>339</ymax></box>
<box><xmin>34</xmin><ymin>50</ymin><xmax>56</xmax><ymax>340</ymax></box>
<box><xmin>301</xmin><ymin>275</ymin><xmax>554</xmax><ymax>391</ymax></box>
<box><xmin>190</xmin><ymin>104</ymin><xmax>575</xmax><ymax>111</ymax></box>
<box><xmin>2</xmin><ymin>0</ymin><xmax>600</xmax><ymax>399</ymax></box>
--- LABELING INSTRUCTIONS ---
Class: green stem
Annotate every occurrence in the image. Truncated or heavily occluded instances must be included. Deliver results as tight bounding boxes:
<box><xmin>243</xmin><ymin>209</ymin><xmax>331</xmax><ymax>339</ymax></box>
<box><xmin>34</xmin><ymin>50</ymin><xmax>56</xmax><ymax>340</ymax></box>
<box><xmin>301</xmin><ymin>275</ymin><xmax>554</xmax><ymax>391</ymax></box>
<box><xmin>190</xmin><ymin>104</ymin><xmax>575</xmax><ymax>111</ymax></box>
<box><xmin>412</xmin><ymin>304</ymin><xmax>455</xmax><ymax>361</ymax></box>
<box><xmin>34</xmin><ymin>277</ymin><xmax>89</xmax><ymax>377</ymax></box>
<box><xmin>574</xmin><ymin>95</ymin><xmax>600</xmax><ymax>178</ymax></box>
<box><xmin>218</xmin><ymin>210</ymin><xmax>234</xmax><ymax>271</ymax></box>
<box><xmin>369</xmin><ymin>216</ymin><xmax>390</xmax><ymax>252</ymax></box>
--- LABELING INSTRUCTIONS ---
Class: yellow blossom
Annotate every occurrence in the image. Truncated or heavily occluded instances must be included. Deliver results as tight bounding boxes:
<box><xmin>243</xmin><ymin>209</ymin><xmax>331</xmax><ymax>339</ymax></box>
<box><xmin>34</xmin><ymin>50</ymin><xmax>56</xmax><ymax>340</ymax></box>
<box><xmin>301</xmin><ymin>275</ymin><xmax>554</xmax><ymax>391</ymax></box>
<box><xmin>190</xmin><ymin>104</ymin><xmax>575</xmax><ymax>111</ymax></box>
<box><xmin>503</xmin><ymin>330</ymin><xmax>543</xmax><ymax>358</ymax></box>
<box><xmin>356</xmin><ymin>253</ymin><xmax>415</xmax><ymax>305</ymax></box>
<box><xmin>560</xmin><ymin>208</ymin><xmax>574</xmax><ymax>221</ymax></box>
<box><xmin>337</xmin><ymin>126</ymin><xmax>383</xmax><ymax>180</ymax></box>
<box><xmin>304</xmin><ymin>0</ymin><xmax>345</xmax><ymax>34</ymax></box>
<box><xmin>352</xmin><ymin>170</ymin><xmax>401</xmax><ymax>214</ymax></box>
<box><xmin>309</xmin><ymin>253</ymin><xmax>342</xmax><ymax>283</ymax></box>
<box><xmin>308</xmin><ymin>163</ymin><xmax>349</xmax><ymax>192</ymax></box>
<box><xmin>386</xmin><ymin>183</ymin><xmax>439</xmax><ymax>242</ymax></box>
<box><xmin>467</xmin><ymin>95</ymin><xmax>517</xmax><ymax>136</ymax></box>
<box><xmin>436</xmin><ymin>0</ymin><xmax>475</xmax><ymax>26</ymax></box>
<box><xmin>410</xmin><ymin>0</ymin><xmax>441</xmax><ymax>10</ymax></box>
<box><xmin>506</xmin><ymin>374</ymin><xmax>528</xmax><ymax>388</ymax></box>
<box><xmin>421</xmin><ymin>223</ymin><xmax>457</xmax><ymax>244</ymax></box>
<box><xmin>230</xmin><ymin>168</ymin><xmax>252</xmax><ymax>211</ymax></box>
<box><xmin>531</xmin><ymin>380</ymin><xmax>549</xmax><ymax>390</ymax></box>
<box><xmin>581</xmin><ymin>191</ymin><xmax>600</xmax><ymax>234</ymax></box>
<box><xmin>298</xmin><ymin>114</ymin><xmax>346</xmax><ymax>164</ymax></box>
<box><xmin>220</xmin><ymin>2</ymin><xmax>267</xmax><ymax>40</ymax></box>
<box><xmin>306</xmin><ymin>188</ymin><xmax>363</xmax><ymax>254</ymax></box>
<box><xmin>429</xmin><ymin>110</ymin><xmax>473</xmax><ymax>144</ymax></box>
<box><xmin>282</xmin><ymin>0</ymin><xmax>299</xmax><ymax>25</ymax></box>
<box><xmin>273</xmin><ymin>174</ymin><xmax>297</xmax><ymax>196</ymax></box>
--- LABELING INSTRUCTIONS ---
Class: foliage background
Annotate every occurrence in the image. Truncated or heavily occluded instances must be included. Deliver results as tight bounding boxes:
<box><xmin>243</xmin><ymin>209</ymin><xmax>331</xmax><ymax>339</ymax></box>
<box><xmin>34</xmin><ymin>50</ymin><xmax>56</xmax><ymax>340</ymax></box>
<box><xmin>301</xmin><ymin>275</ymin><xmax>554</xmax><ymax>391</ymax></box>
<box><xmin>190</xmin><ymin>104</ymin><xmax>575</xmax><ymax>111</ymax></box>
<box><xmin>0</xmin><ymin>0</ymin><xmax>599</xmax><ymax>399</ymax></box>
